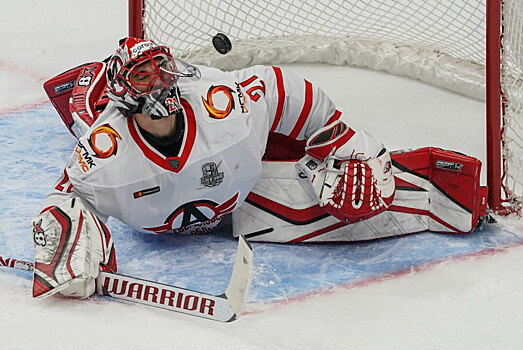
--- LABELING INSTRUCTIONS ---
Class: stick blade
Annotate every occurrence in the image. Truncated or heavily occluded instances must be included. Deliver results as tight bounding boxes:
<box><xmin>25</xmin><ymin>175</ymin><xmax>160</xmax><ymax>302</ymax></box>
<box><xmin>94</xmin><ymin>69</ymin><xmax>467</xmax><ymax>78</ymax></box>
<box><xmin>224</xmin><ymin>235</ymin><xmax>254</xmax><ymax>320</ymax></box>
<box><xmin>95</xmin><ymin>235</ymin><xmax>254</xmax><ymax>322</ymax></box>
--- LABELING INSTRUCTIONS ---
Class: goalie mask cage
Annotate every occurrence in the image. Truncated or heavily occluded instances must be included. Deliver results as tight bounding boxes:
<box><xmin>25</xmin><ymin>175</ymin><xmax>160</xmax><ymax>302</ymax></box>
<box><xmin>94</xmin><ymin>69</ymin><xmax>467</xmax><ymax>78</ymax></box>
<box><xmin>129</xmin><ymin>0</ymin><xmax>522</xmax><ymax>213</ymax></box>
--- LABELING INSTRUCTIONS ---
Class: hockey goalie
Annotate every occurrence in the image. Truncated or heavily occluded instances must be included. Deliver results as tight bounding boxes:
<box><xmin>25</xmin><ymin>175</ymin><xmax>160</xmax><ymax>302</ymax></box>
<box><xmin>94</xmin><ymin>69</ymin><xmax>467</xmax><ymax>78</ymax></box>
<box><xmin>34</xmin><ymin>37</ymin><xmax>487</xmax><ymax>299</ymax></box>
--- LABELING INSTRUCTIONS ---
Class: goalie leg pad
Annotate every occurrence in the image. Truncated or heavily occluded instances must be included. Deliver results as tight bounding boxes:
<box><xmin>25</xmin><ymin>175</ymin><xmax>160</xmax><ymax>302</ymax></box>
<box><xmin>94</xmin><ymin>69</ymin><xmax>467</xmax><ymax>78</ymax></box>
<box><xmin>390</xmin><ymin>147</ymin><xmax>487</xmax><ymax>232</ymax></box>
<box><xmin>31</xmin><ymin>198</ymin><xmax>116</xmax><ymax>299</ymax></box>
<box><xmin>233</xmin><ymin>147</ymin><xmax>486</xmax><ymax>243</ymax></box>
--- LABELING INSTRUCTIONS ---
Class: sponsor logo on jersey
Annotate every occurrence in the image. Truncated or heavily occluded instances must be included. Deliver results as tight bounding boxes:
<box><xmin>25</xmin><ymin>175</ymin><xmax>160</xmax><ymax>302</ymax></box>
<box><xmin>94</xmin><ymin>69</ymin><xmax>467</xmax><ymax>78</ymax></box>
<box><xmin>201</xmin><ymin>162</ymin><xmax>224</xmax><ymax>187</ymax></box>
<box><xmin>201</xmin><ymin>82</ymin><xmax>248</xmax><ymax>120</ymax></box>
<box><xmin>435</xmin><ymin>160</ymin><xmax>463</xmax><ymax>171</ymax></box>
<box><xmin>88</xmin><ymin>124</ymin><xmax>122</xmax><ymax>159</ymax></box>
<box><xmin>133</xmin><ymin>186</ymin><xmax>161</xmax><ymax>199</ymax></box>
<box><xmin>143</xmin><ymin>193</ymin><xmax>239</xmax><ymax>234</ymax></box>
<box><xmin>75</xmin><ymin>140</ymin><xmax>97</xmax><ymax>173</ymax></box>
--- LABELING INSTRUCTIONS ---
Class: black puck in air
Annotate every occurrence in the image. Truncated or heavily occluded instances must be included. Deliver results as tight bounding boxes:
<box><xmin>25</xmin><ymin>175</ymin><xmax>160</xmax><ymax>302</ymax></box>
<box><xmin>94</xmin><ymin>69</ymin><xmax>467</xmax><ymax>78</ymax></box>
<box><xmin>212</xmin><ymin>33</ymin><xmax>232</xmax><ymax>54</ymax></box>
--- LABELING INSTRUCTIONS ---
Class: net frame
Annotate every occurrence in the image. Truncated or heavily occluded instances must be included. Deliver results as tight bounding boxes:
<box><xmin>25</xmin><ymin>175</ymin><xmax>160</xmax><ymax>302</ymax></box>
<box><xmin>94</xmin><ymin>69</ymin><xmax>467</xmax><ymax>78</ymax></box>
<box><xmin>128</xmin><ymin>0</ymin><xmax>522</xmax><ymax>213</ymax></box>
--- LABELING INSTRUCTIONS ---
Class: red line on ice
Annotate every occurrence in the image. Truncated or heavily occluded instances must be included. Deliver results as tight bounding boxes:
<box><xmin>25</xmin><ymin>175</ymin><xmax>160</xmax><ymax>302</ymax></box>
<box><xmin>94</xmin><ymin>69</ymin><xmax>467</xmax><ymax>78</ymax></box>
<box><xmin>243</xmin><ymin>240</ymin><xmax>523</xmax><ymax>316</ymax></box>
<box><xmin>0</xmin><ymin>100</ymin><xmax>50</xmax><ymax>116</ymax></box>
<box><xmin>0</xmin><ymin>58</ymin><xmax>50</xmax><ymax>115</ymax></box>
<box><xmin>0</xmin><ymin>58</ymin><xmax>48</xmax><ymax>82</ymax></box>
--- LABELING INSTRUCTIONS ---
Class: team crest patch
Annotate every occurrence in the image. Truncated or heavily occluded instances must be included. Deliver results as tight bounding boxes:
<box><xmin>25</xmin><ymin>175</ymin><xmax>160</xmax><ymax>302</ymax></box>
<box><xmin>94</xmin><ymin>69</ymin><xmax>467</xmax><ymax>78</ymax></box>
<box><xmin>143</xmin><ymin>192</ymin><xmax>239</xmax><ymax>234</ymax></box>
<box><xmin>75</xmin><ymin>123</ymin><xmax>127</xmax><ymax>174</ymax></box>
<box><xmin>201</xmin><ymin>162</ymin><xmax>224</xmax><ymax>187</ymax></box>
<box><xmin>169</xmin><ymin>159</ymin><xmax>180</xmax><ymax>170</ymax></box>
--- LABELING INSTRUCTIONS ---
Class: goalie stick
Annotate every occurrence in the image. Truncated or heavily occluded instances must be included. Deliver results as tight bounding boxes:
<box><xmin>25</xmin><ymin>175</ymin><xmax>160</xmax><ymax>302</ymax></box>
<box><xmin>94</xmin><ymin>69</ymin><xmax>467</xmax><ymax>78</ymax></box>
<box><xmin>0</xmin><ymin>235</ymin><xmax>253</xmax><ymax>322</ymax></box>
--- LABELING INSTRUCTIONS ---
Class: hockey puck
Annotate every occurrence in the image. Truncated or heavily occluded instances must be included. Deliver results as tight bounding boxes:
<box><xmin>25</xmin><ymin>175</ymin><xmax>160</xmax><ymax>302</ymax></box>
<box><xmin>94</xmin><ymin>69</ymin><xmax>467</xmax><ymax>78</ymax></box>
<box><xmin>212</xmin><ymin>33</ymin><xmax>232</xmax><ymax>54</ymax></box>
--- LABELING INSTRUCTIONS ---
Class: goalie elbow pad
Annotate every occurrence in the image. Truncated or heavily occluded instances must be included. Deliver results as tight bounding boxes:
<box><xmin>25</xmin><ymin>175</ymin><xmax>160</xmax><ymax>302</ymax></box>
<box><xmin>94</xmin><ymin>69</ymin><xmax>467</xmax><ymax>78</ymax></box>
<box><xmin>305</xmin><ymin>120</ymin><xmax>355</xmax><ymax>161</ymax></box>
<box><xmin>31</xmin><ymin>197</ymin><xmax>117</xmax><ymax>299</ymax></box>
<box><xmin>305</xmin><ymin>120</ymin><xmax>384</xmax><ymax>162</ymax></box>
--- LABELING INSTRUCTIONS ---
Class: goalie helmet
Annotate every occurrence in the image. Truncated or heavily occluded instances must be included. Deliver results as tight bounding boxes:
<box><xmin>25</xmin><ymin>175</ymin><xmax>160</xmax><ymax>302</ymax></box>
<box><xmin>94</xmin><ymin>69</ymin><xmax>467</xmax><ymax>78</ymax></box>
<box><xmin>106</xmin><ymin>37</ymin><xmax>200</xmax><ymax>119</ymax></box>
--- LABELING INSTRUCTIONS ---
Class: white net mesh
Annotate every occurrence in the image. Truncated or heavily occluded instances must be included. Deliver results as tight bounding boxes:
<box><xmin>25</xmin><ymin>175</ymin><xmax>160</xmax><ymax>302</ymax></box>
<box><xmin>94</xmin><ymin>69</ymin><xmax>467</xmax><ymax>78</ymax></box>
<box><xmin>501</xmin><ymin>0</ymin><xmax>523</xmax><ymax>205</ymax></box>
<box><xmin>141</xmin><ymin>0</ymin><xmax>523</xmax><ymax>206</ymax></box>
<box><xmin>143</xmin><ymin>0</ymin><xmax>485</xmax><ymax>61</ymax></box>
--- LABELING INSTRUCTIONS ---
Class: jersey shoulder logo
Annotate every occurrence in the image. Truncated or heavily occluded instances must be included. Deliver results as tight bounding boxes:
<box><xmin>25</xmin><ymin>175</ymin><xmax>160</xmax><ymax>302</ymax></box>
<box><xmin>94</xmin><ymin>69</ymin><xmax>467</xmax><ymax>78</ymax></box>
<box><xmin>199</xmin><ymin>78</ymin><xmax>249</xmax><ymax>122</ymax></box>
<box><xmin>73</xmin><ymin>123</ymin><xmax>127</xmax><ymax>174</ymax></box>
<box><xmin>88</xmin><ymin>123</ymin><xmax>122</xmax><ymax>158</ymax></box>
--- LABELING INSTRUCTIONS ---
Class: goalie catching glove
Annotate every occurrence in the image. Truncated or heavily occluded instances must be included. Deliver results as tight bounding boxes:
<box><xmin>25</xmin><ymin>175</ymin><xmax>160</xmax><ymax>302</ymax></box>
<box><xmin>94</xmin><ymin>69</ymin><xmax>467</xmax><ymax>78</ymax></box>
<box><xmin>298</xmin><ymin>120</ymin><xmax>395</xmax><ymax>223</ymax></box>
<box><xmin>30</xmin><ymin>197</ymin><xmax>117</xmax><ymax>299</ymax></box>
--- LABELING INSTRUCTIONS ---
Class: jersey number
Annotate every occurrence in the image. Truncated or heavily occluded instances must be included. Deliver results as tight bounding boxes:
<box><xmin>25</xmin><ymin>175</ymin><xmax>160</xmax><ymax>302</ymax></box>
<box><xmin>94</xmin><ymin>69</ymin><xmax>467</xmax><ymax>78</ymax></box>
<box><xmin>240</xmin><ymin>75</ymin><xmax>266</xmax><ymax>102</ymax></box>
<box><xmin>55</xmin><ymin>169</ymin><xmax>73</xmax><ymax>193</ymax></box>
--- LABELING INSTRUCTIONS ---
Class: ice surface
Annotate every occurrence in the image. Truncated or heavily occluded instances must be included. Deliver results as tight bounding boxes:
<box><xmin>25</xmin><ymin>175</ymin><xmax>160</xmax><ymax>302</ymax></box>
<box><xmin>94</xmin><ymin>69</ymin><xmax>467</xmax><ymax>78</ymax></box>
<box><xmin>0</xmin><ymin>1</ymin><xmax>522</xmax><ymax>349</ymax></box>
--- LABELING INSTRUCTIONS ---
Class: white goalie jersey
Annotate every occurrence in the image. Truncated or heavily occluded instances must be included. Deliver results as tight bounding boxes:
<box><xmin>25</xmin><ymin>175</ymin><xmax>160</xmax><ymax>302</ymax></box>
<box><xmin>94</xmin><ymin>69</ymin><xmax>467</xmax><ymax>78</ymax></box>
<box><xmin>43</xmin><ymin>65</ymin><xmax>341</xmax><ymax>235</ymax></box>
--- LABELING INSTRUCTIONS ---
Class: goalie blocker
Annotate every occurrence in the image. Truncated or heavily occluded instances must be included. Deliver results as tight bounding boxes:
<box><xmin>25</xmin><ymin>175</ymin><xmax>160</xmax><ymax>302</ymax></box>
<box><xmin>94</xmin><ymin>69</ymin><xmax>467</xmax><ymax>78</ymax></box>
<box><xmin>233</xmin><ymin>146</ymin><xmax>487</xmax><ymax>242</ymax></box>
<box><xmin>43</xmin><ymin>61</ymin><xmax>109</xmax><ymax>139</ymax></box>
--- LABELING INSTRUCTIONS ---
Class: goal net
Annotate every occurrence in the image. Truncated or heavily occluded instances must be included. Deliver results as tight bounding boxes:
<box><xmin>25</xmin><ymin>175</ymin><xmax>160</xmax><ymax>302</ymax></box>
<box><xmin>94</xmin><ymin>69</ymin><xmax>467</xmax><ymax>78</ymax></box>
<box><xmin>131</xmin><ymin>0</ymin><xmax>522</xmax><ymax>212</ymax></box>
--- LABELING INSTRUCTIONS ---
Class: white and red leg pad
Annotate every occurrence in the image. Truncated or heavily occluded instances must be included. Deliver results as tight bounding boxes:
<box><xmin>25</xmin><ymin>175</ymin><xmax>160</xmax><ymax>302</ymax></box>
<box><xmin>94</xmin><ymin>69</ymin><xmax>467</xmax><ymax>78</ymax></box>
<box><xmin>233</xmin><ymin>147</ymin><xmax>487</xmax><ymax>242</ymax></box>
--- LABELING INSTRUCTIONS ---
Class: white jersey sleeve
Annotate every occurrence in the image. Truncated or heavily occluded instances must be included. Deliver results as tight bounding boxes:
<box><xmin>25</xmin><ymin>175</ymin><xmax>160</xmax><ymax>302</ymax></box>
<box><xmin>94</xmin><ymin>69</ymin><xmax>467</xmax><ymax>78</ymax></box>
<box><xmin>42</xmin><ymin>147</ymin><xmax>108</xmax><ymax>222</ymax></box>
<box><xmin>234</xmin><ymin>65</ymin><xmax>341</xmax><ymax>140</ymax></box>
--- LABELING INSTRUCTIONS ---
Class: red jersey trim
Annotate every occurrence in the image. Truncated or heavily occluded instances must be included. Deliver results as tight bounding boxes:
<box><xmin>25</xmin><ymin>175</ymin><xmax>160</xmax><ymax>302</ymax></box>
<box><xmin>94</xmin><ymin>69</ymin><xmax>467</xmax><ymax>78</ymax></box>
<box><xmin>289</xmin><ymin>79</ymin><xmax>313</xmax><ymax>139</ymax></box>
<box><xmin>326</xmin><ymin>109</ymin><xmax>342</xmax><ymax>126</ymax></box>
<box><xmin>127</xmin><ymin>99</ymin><xmax>197</xmax><ymax>173</ymax></box>
<box><xmin>270</xmin><ymin>66</ymin><xmax>285</xmax><ymax>133</ymax></box>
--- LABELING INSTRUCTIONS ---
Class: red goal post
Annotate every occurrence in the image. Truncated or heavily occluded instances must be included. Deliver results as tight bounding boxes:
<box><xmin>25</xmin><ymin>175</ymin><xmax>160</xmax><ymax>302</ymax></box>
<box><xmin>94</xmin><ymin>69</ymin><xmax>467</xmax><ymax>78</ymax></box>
<box><xmin>128</xmin><ymin>0</ymin><xmax>522</xmax><ymax>214</ymax></box>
